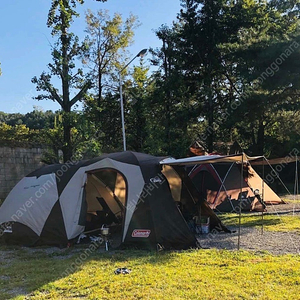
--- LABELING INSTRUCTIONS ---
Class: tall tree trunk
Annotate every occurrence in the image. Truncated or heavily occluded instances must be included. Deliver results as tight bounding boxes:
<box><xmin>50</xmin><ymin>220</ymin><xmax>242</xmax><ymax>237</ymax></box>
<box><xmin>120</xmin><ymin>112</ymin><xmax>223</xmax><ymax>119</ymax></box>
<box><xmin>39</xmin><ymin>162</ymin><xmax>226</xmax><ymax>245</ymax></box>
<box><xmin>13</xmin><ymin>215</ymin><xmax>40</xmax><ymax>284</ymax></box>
<box><xmin>207</xmin><ymin>79</ymin><xmax>214</xmax><ymax>153</ymax></box>
<box><xmin>206</xmin><ymin>1</ymin><xmax>214</xmax><ymax>153</ymax></box>
<box><xmin>257</xmin><ymin>119</ymin><xmax>265</xmax><ymax>155</ymax></box>
<box><xmin>61</xmin><ymin>4</ymin><xmax>72</xmax><ymax>162</ymax></box>
<box><xmin>63</xmin><ymin>113</ymin><xmax>72</xmax><ymax>162</ymax></box>
<box><xmin>251</xmin><ymin>119</ymin><xmax>264</xmax><ymax>155</ymax></box>
<box><xmin>163</xmin><ymin>39</ymin><xmax>172</xmax><ymax>154</ymax></box>
<box><xmin>97</xmin><ymin>51</ymin><xmax>102</xmax><ymax>121</ymax></box>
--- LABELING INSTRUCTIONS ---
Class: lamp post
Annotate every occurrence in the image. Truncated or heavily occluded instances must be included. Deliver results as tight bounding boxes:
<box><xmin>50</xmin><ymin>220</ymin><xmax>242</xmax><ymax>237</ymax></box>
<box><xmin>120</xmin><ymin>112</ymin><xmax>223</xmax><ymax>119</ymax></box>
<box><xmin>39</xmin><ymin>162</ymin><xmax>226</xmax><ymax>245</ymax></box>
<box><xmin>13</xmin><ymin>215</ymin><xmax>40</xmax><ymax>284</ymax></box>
<box><xmin>119</xmin><ymin>48</ymin><xmax>147</xmax><ymax>151</ymax></box>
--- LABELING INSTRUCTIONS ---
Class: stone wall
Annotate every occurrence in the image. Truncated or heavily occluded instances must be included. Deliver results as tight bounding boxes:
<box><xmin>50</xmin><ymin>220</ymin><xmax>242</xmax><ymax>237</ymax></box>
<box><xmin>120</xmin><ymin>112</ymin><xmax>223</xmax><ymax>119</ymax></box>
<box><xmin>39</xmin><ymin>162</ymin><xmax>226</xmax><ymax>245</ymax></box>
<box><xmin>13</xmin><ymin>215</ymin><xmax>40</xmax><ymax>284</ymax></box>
<box><xmin>0</xmin><ymin>147</ymin><xmax>44</xmax><ymax>200</ymax></box>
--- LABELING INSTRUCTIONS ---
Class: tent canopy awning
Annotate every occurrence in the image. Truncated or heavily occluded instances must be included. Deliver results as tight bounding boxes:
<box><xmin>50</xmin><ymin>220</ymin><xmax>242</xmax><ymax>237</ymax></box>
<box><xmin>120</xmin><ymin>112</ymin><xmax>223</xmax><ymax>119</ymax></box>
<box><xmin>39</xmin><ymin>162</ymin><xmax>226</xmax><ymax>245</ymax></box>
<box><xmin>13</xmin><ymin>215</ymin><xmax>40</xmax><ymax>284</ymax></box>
<box><xmin>160</xmin><ymin>153</ymin><xmax>264</xmax><ymax>166</ymax></box>
<box><xmin>250</xmin><ymin>156</ymin><xmax>298</xmax><ymax>165</ymax></box>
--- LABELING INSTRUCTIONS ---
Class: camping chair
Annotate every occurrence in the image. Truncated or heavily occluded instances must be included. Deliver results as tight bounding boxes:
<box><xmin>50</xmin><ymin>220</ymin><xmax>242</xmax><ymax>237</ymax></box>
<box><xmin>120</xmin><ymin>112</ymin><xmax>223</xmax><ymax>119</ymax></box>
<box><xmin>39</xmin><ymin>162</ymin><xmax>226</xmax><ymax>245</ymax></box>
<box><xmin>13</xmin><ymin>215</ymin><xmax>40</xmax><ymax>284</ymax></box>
<box><xmin>237</xmin><ymin>191</ymin><xmax>252</xmax><ymax>211</ymax></box>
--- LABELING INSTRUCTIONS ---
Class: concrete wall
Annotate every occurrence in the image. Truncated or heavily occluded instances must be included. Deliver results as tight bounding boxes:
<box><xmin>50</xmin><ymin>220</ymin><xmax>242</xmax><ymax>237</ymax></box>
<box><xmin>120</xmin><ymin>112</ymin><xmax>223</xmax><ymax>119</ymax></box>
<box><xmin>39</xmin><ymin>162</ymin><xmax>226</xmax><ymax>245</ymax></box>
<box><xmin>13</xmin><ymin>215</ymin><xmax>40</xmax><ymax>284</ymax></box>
<box><xmin>0</xmin><ymin>147</ymin><xmax>44</xmax><ymax>199</ymax></box>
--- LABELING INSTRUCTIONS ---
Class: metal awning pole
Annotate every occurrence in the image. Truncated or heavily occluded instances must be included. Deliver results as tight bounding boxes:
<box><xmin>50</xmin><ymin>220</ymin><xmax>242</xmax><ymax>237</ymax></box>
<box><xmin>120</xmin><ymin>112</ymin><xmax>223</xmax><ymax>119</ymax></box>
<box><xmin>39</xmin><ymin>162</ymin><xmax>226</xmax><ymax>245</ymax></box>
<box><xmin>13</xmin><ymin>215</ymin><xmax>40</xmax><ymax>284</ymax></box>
<box><xmin>237</xmin><ymin>154</ymin><xmax>243</xmax><ymax>250</ymax></box>
<box><xmin>293</xmin><ymin>155</ymin><xmax>298</xmax><ymax>215</ymax></box>
<box><xmin>261</xmin><ymin>156</ymin><xmax>265</xmax><ymax>235</ymax></box>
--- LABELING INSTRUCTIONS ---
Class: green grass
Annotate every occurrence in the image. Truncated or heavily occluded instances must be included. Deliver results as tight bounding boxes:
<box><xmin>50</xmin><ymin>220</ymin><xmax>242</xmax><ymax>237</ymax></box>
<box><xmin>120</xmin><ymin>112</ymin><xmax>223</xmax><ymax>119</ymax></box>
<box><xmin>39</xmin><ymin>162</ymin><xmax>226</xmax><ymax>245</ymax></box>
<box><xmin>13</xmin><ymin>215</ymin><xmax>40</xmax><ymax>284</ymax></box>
<box><xmin>281</xmin><ymin>198</ymin><xmax>300</xmax><ymax>204</ymax></box>
<box><xmin>1</xmin><ymin>246</ymin><xmax>300</xmax><ymax>300</ymax></box>
<box><xmin>219</xmin><ymin>213</ymin><xmax>300</xmax><ymax>233</ymax></box>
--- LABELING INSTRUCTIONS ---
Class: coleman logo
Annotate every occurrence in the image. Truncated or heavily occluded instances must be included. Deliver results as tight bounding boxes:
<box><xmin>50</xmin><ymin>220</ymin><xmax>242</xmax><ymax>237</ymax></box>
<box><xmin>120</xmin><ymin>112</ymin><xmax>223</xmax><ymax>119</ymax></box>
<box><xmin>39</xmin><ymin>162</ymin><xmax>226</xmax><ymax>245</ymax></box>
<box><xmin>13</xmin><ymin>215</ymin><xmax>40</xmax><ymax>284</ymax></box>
<box><xmin>150</xmin><ymin>176</ymin><xmax>162</xmax><ymax>183</ymax></box>
<box><xmin>132</xmin><ymin>229</ymin><xmax>151</xmax><ymax>238</ymax></box>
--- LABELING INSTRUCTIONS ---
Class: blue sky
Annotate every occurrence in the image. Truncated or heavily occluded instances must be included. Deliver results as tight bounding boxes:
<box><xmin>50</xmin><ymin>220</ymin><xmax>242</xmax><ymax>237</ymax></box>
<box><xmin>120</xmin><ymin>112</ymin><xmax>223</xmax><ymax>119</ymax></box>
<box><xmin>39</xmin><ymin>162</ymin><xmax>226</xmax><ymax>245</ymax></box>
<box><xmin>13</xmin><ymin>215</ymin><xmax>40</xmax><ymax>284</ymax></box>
<box><xmin>0</xmin><ymin>0</ymin><xmax>182</xmax><ymax>114</ymax></box>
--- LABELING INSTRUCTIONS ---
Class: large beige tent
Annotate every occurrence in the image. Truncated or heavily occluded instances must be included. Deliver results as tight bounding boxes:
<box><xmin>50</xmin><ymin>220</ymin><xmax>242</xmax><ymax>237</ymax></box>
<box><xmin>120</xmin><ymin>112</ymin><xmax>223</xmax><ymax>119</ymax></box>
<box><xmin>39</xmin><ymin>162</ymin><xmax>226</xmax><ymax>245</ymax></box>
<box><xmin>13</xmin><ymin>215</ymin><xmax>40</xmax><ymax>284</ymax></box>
<box><xmin>189</xmin><ymin>162</ymin><xmax>283</xmax><ymax>212</ymax></box>
<box><xmin>161</xmin><ymin>153</ymin><xmax>284</xmax><ymax>212</ymax></box>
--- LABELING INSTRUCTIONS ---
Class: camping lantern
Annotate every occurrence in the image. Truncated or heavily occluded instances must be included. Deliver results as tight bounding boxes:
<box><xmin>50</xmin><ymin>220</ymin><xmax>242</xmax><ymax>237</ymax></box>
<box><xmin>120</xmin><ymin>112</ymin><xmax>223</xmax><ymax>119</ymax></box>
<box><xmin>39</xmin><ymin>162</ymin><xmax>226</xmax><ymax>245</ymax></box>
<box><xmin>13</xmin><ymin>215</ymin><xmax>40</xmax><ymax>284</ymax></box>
<box><xmin>100</xmin><ymin>226</ymin><xmax>109</xmax><ymax>236</ymax></box>
<box><xmin>100</xmin><ymin>225</ymin><xmax>110</xmax><ymax>251</ymax></box>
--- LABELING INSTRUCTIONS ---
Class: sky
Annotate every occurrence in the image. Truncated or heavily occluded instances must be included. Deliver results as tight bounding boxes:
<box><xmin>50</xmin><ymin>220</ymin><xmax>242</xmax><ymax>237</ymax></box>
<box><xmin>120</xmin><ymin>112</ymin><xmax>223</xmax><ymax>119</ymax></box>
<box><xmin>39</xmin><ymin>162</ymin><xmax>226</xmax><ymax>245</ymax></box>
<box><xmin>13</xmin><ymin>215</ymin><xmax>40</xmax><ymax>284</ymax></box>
<box><xmin>0</xmin><ymin>0</ymin><xmax>182</xmax><ymax>114</ymax></box>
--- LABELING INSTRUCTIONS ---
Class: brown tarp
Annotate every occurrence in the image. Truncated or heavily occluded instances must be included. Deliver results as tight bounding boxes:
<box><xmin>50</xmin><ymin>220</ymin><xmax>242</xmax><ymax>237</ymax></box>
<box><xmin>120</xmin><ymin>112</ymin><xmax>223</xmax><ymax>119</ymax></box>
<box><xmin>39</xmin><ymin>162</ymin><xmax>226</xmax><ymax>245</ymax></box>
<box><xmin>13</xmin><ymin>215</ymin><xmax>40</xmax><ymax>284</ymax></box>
<box><xmin>189</xmin><ymin>162</ymin><xmax>283</xmax><ymax>212</ymax></box>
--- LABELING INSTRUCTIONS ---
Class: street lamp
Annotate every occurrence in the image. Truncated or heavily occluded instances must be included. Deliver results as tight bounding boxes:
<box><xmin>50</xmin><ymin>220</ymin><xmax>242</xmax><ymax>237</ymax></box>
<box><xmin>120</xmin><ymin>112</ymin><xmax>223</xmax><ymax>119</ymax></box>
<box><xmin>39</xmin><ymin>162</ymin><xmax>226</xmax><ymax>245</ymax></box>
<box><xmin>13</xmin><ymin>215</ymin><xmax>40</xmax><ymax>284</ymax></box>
<box><xmin>119</xmin><ymin>48</ymin><xmax>147</xmax><ymax>151</ymax></box>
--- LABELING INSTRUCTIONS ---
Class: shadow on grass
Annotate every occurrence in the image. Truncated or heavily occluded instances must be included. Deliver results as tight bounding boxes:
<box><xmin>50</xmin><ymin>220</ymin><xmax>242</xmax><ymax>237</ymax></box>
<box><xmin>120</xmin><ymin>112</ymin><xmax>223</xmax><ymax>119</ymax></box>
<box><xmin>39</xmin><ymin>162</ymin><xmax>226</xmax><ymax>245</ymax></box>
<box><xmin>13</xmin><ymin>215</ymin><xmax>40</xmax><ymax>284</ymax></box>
<box><xmin>0</xmin><ymin>241</ymin><xmax>181</xmax><ymax>299</ymax></box>
<box><xmin>218</xmin><ymin>213</ymin><xmax>282</xmax><ymax>228</ymax></box>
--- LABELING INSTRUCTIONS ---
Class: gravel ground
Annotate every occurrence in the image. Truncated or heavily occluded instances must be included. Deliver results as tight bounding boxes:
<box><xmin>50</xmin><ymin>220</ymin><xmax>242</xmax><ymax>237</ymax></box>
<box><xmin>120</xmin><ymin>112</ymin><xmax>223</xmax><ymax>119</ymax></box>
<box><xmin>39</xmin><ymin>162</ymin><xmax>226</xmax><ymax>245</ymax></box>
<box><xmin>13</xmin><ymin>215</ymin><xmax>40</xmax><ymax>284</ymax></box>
<box><xmin>198</xmin><ymin>201</ymin><xmax>300</xmax><ymax>255</ymax></box>
<box><xmin>198</xmin><ymin>226</ymin><xmax>300</xmax><ymax>255</ymax></box>
<box><xmin>266</xmin><ymin>200</ymin><xmax>300</xmax><ymax>214</ymax></box>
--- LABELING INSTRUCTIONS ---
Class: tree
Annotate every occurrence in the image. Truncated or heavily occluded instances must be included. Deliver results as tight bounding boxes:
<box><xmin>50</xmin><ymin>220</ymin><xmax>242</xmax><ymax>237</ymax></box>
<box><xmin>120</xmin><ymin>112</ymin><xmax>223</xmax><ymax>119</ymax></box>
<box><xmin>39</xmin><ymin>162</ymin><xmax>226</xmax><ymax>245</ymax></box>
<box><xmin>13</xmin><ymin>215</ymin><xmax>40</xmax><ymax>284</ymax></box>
<box><xmin>124</xmin><ymin>64</ymin><xmax>150</xmax><ymax>152</ymax></box>
<box><xmin>82</xmin><ymin>9</ymin><xmax>139</xmax><ymax>144</ymax></box>
<box><xmin>32</xmin><ymin>0</ymin><xmax>99</xmax><ymax>162</ymax></box>
<box><xmin>147</xmin><ymin>24</ymin><xmax>200</xmax><ymax>157</ymax></box>
<box><xmin>0</xmin><ymin>123</ymin><xmax>41</xmax><ymax>147</ymax></box>
<box><xmin>155</xmin><ymin>0</ymin><xmax>300</xmax><ymax>157</ymax></box>
<box><xmin>85</xmin><ymin>92</ymin><xmax>123</xmax><ymax>152</ymax></box>
<box><xmin>23</xmin><ymin>108</ymin><xmax>55</xmax><ymax>129</ymax></box>
<box><xmin>176</xmin><ymin>0</ymin><xmax>262</xmax><ymax>152</ymax></box>
<box><xmin>222</xmin><ymin>1</ymin><xmax>300</xmax><ymax>155</ymax></box>
<box><xmin>38</xmin><ymin>111</ymin><xmax>101</xmax><ymax>163</ymax></box>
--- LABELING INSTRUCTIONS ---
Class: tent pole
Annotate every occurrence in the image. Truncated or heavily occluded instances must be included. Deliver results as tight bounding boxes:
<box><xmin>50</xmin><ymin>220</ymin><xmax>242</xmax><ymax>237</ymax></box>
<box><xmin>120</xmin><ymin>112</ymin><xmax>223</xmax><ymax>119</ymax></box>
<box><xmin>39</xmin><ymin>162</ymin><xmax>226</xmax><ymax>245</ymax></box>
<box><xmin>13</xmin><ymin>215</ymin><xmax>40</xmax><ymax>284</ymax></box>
<box><xmin>261</xmin><ymin>156</ymin><xmax>265</xmax><ymax>235</ymax></box>
<box><xmin>237</xmin><ymin>153</ymin><xmax>243</xmax><ymax>250</ymax></box>
<box><xmin>293</xmin><ymin>155</ymin><xmax>298</xmax><ymax>215</ymax></box>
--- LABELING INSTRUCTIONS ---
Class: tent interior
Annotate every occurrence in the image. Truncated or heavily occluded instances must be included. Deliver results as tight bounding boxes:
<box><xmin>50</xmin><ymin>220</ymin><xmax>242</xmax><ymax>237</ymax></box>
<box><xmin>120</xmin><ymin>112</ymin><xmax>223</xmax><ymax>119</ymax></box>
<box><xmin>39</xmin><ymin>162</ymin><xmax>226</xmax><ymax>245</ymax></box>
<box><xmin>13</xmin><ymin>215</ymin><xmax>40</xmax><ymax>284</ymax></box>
<box><xmin>82</xmin><ymin>170</ymin><xmax>127</xmax><ymax>247</ymax></box>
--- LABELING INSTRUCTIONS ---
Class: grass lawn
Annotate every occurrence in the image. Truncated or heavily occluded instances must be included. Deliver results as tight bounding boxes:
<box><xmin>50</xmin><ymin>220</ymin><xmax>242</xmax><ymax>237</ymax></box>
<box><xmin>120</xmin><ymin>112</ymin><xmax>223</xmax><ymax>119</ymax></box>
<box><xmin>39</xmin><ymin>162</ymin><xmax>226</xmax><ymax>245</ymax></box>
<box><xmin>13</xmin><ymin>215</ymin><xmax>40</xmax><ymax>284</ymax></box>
<box><xmin>0</xmin><ymin>213</ymin><xmax>299</xmax><ymax>299</ymax></box>
<box><xmin>1</xmin><ymin>245</ymin><xmax>300</xmax><ymax>300</ymax></box>
<box><xmin>219</xmin><ymin>213</ymin><xmax>300</xmax><ymax>233</ymax></box>
<box><xmin>281</xmin><ymin>198</ymin><xmax>300</xmax><ymax>204</ymax></box>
